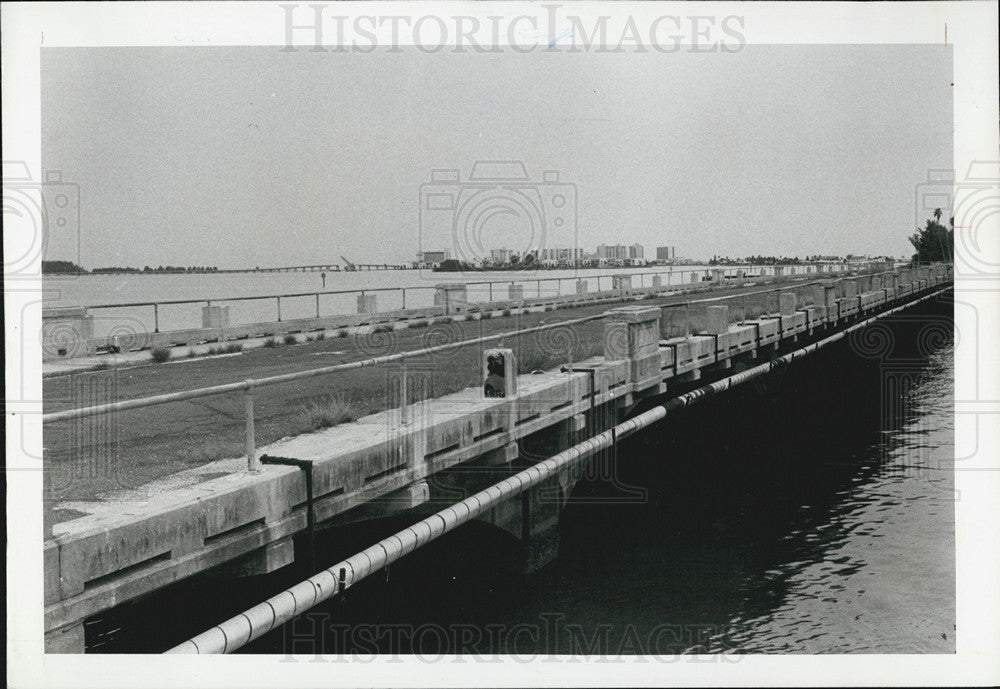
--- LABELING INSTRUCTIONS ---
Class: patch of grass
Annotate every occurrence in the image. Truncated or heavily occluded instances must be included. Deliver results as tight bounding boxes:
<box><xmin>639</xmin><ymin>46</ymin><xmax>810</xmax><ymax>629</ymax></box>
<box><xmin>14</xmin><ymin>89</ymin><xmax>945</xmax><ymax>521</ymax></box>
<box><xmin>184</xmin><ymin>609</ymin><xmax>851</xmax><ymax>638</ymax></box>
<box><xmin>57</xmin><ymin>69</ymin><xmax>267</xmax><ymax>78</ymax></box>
<box><xmin>150</xmin><ymin>346</ymin><xmax>172</xmax><ymax>363</ymax></box>
<box><xmin>224</xmin><ymin>342</ymin><xmax>243</xmax><ymax>354</ymax></box>
<box><xmin>372</xmin><ymin>323</ymin><xmax>394</xmax><ymax>334</ymax></box>
<box><xmin>187</xmin><ymin>349</ymin><xmax>198</xmax><ymax>359</ymax></box>
<box><xmin>315</xmin><ymin>331</ymin><xmax>326</xmax><ymax>341</ymax></box>
<box><xmin>544</xmin><ymin>305</ymin><xmax>554</xmax><ymax>312</ymax></box>
<box><xmin>480</xmin><ymin>311</ymin><xmax>493</xmax><ymax>320</ymax></box>
<box><xmin>92</xmin><ymin>360</ymin><xmax>111</xmax><ymax>371</ymax></box>
<box><xmin>434</xmin><ymin>316</ymin><xmax>453</xmax><ymax>325</ymax></box>
<box><xmin>336</xmin><ymin>328</ymin><xmax>349</xmax><ymax>338</ymax></box>
<box><xmin>263</xmin><ymin>337</ymin><xmax>280</xmax><ymax>348</ymax></box>
<box><xmin>283</xmin><ymin>333</ymin><xmax>298</xmax><ymax>345</ymax></box>
<box><xmin>297</xmin><ymin>395</ymin><xmax>358</xmax><ymax>433</ymax></box>
<box><xmin>408</xmin><ymin>319</ymin><xmax>429</xmax><ymax>329</ymax></box>
<box><xmin>502</xmin><ymin>309</ymin><xmax>512</xmax><ymax>317</ymax></box>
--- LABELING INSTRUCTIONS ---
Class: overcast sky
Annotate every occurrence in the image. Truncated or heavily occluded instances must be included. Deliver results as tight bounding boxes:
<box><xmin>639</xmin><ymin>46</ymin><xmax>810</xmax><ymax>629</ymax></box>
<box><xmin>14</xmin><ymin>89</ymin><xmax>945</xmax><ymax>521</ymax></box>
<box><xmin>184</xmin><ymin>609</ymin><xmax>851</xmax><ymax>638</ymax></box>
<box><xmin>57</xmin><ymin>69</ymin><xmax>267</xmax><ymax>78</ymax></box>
<box><xmin>42</xmin><ymin>44</ymin><xmax>952</xmax><ymax>268</ymax></box>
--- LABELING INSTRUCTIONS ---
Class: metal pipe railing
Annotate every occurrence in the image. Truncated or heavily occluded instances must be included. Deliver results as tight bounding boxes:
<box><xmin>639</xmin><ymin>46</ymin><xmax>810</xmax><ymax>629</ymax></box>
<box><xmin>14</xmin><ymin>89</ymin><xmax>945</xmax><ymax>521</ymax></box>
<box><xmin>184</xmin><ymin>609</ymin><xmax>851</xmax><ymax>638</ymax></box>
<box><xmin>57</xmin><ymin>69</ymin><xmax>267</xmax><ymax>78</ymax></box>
<box><xmin>47</xmin><ymin>262</ymin><xmax>905</xmax><ymax>475</ymax></box>
<box><xmin>82</xmin><ymin>263</ymin><xmax>861</xmax><ymax>336</ymax></box>
<box><xmin>43</xmin><ymin>311</ymin><xmax>612</xmax><ymax>470</ymax></box>
<box><xmin>166</xmin><ymin>282</ymin><xmax>947</xmax><ymax>655</ymax></box>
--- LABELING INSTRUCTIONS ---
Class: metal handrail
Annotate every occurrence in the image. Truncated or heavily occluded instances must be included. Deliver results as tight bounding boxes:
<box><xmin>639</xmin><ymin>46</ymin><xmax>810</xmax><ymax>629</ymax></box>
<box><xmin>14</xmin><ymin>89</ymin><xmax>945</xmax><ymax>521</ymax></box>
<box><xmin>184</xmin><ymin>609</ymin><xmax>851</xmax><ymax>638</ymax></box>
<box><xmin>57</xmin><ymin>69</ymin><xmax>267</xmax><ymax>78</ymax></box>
<box><xmin>76</xmin><ymin>263</ymin><xmax>848</xmax><ymax>311</ymax></box>
<box><xmin>42</xmin><ymin>311</ymin><xmax>608</xmax><ymax>425</ymax></box>
<box><xmin>45</xmin><ymin>261</ymin><xmax>915</xmax><ymax>473</ymax></box>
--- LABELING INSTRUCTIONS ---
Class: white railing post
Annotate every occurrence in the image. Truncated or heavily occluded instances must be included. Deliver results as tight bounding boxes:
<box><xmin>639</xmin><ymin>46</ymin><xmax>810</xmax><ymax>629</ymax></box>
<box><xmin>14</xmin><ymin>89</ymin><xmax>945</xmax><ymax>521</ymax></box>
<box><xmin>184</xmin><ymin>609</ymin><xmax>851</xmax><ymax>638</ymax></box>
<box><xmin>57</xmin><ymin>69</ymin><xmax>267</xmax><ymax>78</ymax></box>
<box><xmin>400</xmin><ymin>363</ymin><xmax>409</xmax><ymax>425</ymax></box>
<box><xmin>245</xmin><ymin>381</ymin><xmax>260</xmax><ymax>473</ymax></box>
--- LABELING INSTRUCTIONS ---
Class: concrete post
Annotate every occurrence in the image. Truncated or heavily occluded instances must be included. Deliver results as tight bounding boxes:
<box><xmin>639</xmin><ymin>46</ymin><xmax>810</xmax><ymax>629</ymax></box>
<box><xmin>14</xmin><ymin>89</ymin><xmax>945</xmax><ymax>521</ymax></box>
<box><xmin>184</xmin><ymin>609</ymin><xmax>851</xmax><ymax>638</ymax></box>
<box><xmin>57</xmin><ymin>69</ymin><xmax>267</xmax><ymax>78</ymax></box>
<box><xmin>814</xmin><ymin>280</ymin><xmax>838</xmax><ymax>318</ymax></box>
<box><xmin>575</xmin><ymin>279</ymin><xmax>588</xmax><ymax>294</ymax></box>
<box><xmin>842</xmin><ymin>280</ymin><xmax>858</xmax><ymax>299</ymax></box>
<box><xmin>690</xmin><ymin>272</ymin><xmax>699</xmax><ymax>283</ymax></box>
<box><xmin>604</xmin><ymin>306</ymin><xmax>661</xmax><ymax>389</ymax></box>
<box><xmin>706</xmin><ymin>305</ymin><xmax>730</xmax><ymax>335</ymax></box>
<box><xmin>651</xmin><ymin>275</ymin><xmax>662</xmax><ymax>290</ymax></box>
<box><xmin>661</xmin><ymin>306</ymin><xmax>690</xmax><ymax>339</ymax></box>
<box><xmin>357</xmin><ymin>293</ymin><xmax>377</xmax><ymax>313</ymax></box>
<box><xmin>712</xmin><ymin>269</ymin><xmax>725</xmax><ymax>283</ymax></box>
<box><xmin>774</xmin><ymin>266</ymin><xmax>784</xmax><ymax>278</ymax></box>
<box><xmin>612</xmin><ymin>274</ymin><xmax>633</xmax><ymax>296</ymax></box>
<box><xmin>483</xmin><ymin>348</ymin><xmax>517</xmax><ymax>398</ymax></box>
<box><xmin>507</xmin><ymin>284</ymin><xmax>524</xmax><ymax>301</ymax></box>
<box><xmin>434</xmin><ymin>284</ymin><xmax>468</xmax><ymax>315</ymax></box>
<box><xmin>202</xmin><ymin>305</ymin><xmax>230</xmax><ymax>328</ymax></box>
<box><xmin>779</xmin><ymin>291</ymin><xmax>797</xmax><ymax>316</ymax></box>
<box><xmin>41</xmin><ymin>307</ymin><xmax>95</xmax><ymax>360</ymax></box>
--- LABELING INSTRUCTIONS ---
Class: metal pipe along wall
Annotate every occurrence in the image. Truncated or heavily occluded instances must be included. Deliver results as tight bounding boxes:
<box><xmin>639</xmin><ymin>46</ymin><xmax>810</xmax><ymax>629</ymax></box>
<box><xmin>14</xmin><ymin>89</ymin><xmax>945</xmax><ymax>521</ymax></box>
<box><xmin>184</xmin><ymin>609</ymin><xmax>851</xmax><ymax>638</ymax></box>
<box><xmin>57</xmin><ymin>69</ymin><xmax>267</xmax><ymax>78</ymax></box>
<box><xmin>167</xmin><ymin>287</ymin><xmax>948</xmax><ymax>654</ymax></box>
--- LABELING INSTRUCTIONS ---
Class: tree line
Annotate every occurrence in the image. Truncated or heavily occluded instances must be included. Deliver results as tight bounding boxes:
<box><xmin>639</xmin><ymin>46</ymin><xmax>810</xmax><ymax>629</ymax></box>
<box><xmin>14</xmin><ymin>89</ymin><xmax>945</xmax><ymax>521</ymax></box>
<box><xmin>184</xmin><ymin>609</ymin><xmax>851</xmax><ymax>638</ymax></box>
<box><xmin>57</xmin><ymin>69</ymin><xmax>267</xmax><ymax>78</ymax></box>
<box><xmin>910</xmin><ymin>208</ymin><xmax>954</xmax><ymax>265</ymax></box>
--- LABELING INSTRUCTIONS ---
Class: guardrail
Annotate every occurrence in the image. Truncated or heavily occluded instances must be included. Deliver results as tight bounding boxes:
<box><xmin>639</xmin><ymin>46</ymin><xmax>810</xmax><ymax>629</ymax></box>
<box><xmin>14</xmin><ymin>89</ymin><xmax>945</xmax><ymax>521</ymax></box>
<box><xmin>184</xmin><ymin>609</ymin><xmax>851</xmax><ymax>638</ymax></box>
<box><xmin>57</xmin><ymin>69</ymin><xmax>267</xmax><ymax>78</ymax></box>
<box><xmin>76</xmin><ymin>263</ymin><xmax>853</xmax><ymax>333</ymax></box>
<box><xmin>42</xmin><ymin>263</ymin><xmax>899</xmax><ymax>478</ymax></box>
<box><xmin>43</xmin><ymin>312</ymin><xmax>608</xmax><ymax>472</ymax></box>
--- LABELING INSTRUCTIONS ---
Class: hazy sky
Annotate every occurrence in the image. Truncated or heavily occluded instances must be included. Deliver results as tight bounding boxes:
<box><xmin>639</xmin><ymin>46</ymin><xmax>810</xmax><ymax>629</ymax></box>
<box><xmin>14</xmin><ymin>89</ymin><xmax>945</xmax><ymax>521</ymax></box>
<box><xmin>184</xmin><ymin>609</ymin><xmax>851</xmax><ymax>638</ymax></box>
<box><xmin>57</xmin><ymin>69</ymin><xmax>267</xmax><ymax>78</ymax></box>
<box><xmin>42</xmin><ymin>44</ymin><xmax>952</xmax><ymax>268</ymax></box>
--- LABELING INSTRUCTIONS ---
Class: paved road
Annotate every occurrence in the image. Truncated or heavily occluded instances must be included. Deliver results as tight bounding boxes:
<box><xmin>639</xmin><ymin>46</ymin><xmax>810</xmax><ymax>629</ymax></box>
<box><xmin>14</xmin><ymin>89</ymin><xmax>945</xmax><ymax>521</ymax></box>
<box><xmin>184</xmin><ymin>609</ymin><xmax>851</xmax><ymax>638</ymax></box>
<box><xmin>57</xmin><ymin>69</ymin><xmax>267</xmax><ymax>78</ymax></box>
<box><xmin>43</xmin><ymin>279</ymin><xmax>811</xmax><ymax>505</ymax></box>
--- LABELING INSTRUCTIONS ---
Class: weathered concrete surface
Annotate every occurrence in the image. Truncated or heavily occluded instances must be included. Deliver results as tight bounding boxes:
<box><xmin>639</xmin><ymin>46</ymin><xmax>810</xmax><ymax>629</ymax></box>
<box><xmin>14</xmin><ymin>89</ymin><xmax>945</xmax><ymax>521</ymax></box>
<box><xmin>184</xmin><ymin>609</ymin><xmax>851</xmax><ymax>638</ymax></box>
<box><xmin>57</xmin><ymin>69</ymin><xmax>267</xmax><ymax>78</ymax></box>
<box><xmin>43</xmin><ymin>265</ymin><xmax>951</xmax><ymax>651</ymax></box>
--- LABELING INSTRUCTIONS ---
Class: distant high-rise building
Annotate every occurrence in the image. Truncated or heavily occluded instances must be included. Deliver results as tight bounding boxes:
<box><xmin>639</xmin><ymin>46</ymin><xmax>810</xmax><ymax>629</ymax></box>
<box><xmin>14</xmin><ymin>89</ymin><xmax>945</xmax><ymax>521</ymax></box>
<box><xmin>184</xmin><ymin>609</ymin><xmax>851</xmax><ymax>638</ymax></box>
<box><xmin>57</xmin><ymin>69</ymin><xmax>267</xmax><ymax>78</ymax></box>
<box><xmin>490</xmin><ymin>248</ymin><xmax>512</xmax><ymax>264</ymax></box>
<box><xmin>656</xmin><ymin>246</ymin><xmax>676</xmax><ymax>261</ymax></box>
<box><xmin>629</xmin><ymin>244</ymin><xmax>644</xmax><ymax>259</ymax></box>
<box><xmin>597</xmin><ymin>244</ymin><xmax>628</xmax><ymax>260</ymax></box>
<box><xmin>417</xmin><ymin>250</ymin><xmax>450</xmax><ymax>265</ymax></box>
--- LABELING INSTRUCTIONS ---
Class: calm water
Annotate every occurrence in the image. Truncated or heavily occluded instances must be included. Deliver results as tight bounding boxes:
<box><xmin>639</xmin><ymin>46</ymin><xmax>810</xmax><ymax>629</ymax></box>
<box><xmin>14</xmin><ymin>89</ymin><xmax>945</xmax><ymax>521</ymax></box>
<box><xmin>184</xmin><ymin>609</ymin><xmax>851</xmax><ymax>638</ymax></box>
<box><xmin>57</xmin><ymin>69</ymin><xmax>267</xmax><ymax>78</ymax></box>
<box><xmin>87</xmin><ymin>301</ymin><xmax>953</xmax><ymax>655</ymax></box>
<box><xmin>45</xmin><ymin>263</ymin><xmax>837</xmax><ymax>338</ymax></box>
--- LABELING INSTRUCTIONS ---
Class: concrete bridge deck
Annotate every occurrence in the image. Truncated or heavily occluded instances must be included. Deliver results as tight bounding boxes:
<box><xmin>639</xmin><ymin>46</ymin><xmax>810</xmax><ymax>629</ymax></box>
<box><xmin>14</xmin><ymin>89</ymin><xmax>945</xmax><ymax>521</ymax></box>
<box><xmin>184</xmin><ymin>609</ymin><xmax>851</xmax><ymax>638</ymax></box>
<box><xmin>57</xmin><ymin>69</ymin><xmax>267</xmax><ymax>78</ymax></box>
<box><xmin>43</xmin><ymin>264</ymin><xmax>952</xmax><ymax>652</ymax></box>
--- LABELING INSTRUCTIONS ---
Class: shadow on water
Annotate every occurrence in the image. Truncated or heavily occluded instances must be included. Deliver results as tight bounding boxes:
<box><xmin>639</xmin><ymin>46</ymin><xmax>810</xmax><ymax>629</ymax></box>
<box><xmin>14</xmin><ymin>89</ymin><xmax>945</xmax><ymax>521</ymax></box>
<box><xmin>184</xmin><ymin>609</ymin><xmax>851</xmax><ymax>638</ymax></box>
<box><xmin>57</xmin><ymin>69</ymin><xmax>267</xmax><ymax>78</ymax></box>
<box><xmin>86</xmin><ymin>297</ymin><xmax>954</xmax><ymax>655</ymax></box>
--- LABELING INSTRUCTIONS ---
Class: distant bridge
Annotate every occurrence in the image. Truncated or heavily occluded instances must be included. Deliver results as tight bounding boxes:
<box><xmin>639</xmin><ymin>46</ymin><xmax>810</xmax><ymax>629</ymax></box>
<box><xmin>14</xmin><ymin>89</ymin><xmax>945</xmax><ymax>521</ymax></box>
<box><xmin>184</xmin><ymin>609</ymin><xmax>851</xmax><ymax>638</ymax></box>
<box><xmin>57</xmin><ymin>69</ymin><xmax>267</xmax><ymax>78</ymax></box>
<box><xmin>222</xmin><ymin>262</ymin><xmax>413</xmax><ymax>273</ymax></box>
<box><xmin>223</xmin><ymin>264</ymin><xmax>342</xmax><ymax>274</ymax></box>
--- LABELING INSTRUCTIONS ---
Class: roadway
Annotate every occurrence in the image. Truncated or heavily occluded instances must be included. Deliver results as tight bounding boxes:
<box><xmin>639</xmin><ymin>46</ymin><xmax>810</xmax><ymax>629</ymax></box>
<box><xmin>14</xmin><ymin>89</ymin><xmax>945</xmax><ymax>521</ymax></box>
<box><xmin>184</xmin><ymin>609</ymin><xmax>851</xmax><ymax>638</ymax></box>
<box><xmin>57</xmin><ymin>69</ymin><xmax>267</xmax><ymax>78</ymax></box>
<box><xmin>43</xmin><ymin>279</ymin><xmax>809</xmax><ymax>505</ymax></box>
